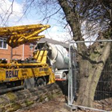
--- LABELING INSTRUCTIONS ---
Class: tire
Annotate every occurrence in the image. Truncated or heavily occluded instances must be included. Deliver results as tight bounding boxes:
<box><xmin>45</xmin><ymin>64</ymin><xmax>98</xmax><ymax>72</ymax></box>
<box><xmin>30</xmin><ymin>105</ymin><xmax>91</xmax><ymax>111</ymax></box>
<box><xmin>35</xmin><ymin>77</ymin><xmax>46</xmax><ymax>87</ymax></box>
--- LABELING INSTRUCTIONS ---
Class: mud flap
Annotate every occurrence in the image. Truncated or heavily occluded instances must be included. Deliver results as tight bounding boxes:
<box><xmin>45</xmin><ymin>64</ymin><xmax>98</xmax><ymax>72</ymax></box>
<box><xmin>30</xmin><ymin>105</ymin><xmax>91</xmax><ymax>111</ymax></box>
<box><xmin>24</xmin><ymin>78</ymin><xmax>35</xmax><ymax>89</ymax></box>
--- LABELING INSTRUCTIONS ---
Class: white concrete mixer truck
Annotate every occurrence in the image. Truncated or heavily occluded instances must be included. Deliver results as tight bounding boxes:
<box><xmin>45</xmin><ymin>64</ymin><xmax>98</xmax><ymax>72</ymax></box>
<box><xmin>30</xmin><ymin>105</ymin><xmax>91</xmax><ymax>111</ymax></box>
<box><xmin>35</xmin><ymin>42</ymin><xmax>69</xmax><ymax>81</ymax></box>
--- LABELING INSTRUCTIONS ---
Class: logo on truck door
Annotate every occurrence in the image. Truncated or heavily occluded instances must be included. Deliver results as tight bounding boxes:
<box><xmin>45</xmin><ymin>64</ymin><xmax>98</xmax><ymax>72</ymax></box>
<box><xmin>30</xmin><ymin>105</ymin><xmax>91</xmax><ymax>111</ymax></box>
<box><xmin>6</xmin><ymin>70</ymin><xmax>19</xmax><ymax>78</ymax></box>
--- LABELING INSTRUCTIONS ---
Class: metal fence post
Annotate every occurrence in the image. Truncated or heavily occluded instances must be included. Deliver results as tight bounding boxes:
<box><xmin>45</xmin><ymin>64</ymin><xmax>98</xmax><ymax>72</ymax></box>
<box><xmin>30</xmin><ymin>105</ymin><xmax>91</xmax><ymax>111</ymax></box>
<box><xmin>68</xmin><ymin>44</ymin><xmax>77</xmax><ymax>107</ymax></box>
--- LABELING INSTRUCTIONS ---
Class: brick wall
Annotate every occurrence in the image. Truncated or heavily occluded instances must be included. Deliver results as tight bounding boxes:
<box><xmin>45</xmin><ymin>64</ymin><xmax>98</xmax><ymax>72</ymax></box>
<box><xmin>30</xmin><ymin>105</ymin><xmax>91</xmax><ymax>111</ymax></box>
<box><xmin>24</xmin><ymin>43</ymin><xmax>34</xmax><ymax>58</ymax></box>
<box><xmin>0</xmin><ymin>45</ymin><xmax>11</xmax><ymax>62</ymax></box>
<box><xmin>0</xmin><ymin>44</ymin><xmax>34</xmax><ymax>63</ymax></box>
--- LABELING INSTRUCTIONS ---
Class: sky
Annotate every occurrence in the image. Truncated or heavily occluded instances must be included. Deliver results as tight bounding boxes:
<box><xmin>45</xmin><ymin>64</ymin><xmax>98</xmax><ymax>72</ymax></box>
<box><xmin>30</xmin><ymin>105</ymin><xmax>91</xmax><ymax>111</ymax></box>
<box><xmin>0</xmin><ymin>0</ymin><xmax>99</xmax><ymax>45</ymax></box>
<box><xmin>0</xmin><ymin>0</ymin><xmax>72</xmax><ymax>42</ymax></box>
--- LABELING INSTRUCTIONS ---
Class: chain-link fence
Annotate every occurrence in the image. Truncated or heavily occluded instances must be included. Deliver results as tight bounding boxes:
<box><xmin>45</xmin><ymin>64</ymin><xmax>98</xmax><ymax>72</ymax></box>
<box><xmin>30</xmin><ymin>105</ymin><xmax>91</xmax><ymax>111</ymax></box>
<box><xmin>68</xmin><ymin>40</ymin><xmax>112</xmax><ymax>112</ymax></box>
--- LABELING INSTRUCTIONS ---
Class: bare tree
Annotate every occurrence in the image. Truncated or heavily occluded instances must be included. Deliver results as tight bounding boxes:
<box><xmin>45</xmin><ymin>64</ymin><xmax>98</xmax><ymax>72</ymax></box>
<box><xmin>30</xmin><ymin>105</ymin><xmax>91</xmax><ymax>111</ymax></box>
<box><xmin>57</xmin><ymin>0</ymin><xmax>112</xmax><ymax>107</ymax></box>
<box><xmin>33</xmin><ymin>0</ymin><xmax>112</xmax><ymax>107</ymax></box>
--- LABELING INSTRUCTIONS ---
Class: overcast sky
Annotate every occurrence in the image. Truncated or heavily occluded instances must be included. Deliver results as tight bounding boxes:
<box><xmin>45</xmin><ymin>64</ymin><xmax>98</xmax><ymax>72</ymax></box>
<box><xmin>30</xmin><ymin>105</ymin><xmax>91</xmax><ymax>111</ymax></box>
<box><xmin>0</xmin><ymin>0</ymin><xmax>72</xmax><ymax>42</ymax></box>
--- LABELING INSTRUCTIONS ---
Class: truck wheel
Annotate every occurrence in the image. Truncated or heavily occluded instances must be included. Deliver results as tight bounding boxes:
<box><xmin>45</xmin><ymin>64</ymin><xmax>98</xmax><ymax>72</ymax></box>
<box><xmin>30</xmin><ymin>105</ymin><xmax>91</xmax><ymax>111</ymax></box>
<box><xmin>35</xmin><ymin>78</ymin><xmax>46</xmax><ymax>87</ymax></box>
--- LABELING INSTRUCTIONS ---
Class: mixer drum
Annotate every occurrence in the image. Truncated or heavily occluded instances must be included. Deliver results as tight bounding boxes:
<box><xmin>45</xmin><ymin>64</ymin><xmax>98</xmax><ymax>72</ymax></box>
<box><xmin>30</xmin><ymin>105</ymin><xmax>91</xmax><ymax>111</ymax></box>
<box><xmin>48</xmin><ymin>44</ymin><xmax>69</xmax><ymax>69</ymax></box>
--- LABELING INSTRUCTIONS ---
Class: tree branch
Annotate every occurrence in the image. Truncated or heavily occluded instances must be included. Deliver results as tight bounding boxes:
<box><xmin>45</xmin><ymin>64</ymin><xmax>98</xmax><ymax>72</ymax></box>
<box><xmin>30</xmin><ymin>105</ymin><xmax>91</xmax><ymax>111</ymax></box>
<box><xmin>57</xmin><ymin>0</ymin><xmax>87</xmax><ymax>52</ymax></box>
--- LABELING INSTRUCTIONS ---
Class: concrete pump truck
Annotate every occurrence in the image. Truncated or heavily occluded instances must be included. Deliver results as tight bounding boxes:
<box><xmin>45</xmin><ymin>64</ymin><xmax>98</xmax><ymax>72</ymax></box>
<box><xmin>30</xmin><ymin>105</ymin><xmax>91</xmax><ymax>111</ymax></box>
<box><xmin>0</xmin><ymin>24</ymin><xmax>55</xmax><ymax>93</ymax></box>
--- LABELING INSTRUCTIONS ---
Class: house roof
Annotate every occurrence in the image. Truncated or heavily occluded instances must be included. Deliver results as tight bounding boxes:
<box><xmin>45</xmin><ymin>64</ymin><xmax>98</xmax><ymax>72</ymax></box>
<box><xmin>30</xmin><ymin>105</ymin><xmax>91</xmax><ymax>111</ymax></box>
<box><xmin>37</xmin><ymin>38</ymin><xmax>69</xmax><ymax>48</ymax></box>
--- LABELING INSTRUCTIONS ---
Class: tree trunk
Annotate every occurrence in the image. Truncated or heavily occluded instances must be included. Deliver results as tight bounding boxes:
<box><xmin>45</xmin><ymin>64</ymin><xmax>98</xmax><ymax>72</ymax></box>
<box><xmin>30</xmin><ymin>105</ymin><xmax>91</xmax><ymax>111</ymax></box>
<box><xmin>77</xmin><ymin>42</ymin><xmax>111</xmax><ymax>107</ymax></box>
